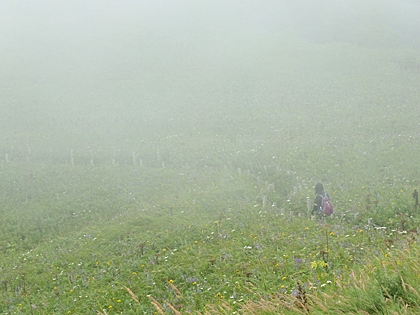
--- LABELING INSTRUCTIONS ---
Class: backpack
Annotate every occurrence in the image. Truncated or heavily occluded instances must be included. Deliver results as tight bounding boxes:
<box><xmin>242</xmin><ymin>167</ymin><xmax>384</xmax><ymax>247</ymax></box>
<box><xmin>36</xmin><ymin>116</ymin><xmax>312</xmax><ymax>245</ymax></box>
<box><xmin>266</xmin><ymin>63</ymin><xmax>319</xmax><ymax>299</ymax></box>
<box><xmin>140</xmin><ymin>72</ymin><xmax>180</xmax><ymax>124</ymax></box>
<box><xmin>319</xmin><ymin>192</ymin><xmax>333</xmax><ymax>216</ymax></box>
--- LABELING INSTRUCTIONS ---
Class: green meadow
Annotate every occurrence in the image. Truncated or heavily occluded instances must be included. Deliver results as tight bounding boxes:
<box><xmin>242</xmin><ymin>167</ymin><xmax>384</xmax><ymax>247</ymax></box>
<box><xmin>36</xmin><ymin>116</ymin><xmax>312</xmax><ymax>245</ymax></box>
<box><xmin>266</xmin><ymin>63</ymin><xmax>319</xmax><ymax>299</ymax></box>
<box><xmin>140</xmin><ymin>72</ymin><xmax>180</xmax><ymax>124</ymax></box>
<box><xmin>1</xmin><ymin>34</ymin><xmax>420</xmax><ymax>315</ymax></box>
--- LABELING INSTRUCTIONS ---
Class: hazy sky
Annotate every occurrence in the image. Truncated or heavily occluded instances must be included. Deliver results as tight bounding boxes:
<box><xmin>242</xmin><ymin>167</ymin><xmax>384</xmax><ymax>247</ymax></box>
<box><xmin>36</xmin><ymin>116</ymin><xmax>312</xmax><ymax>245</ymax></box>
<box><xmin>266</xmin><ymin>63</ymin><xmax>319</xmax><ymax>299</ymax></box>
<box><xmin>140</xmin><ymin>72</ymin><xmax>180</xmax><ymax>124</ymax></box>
<box><xmin>1</xmin><ymin>0</ymin><xmax>419</xmax><ymax>148</ymax></box>
<box><xmin>1</xmin><ymin>0</ymin><xmax>418</xmax><ymax>87</ymax></box>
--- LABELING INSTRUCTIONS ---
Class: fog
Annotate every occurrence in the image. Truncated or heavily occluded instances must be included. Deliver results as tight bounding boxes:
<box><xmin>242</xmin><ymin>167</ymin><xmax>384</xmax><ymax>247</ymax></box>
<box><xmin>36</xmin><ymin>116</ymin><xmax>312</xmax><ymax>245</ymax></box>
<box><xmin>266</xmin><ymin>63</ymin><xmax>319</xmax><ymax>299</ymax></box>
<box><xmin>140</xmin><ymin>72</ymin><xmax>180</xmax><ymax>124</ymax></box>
<box><xmin>2</xmin><ymin>2</ymin><xmax>420</xmax><ymax>312</ymax></box>
<box><xmin>1</xmin><ymin>0</ymin><xmax>420</xmax><ymax>157</ymax></box>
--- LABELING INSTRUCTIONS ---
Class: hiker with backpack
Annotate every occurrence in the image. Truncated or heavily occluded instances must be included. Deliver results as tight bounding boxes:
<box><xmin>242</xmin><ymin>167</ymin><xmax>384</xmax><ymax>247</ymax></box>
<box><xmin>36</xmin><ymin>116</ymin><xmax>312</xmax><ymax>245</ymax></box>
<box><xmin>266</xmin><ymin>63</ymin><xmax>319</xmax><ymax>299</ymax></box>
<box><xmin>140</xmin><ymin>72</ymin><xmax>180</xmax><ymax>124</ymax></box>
<box><xmin>311</xmin><ymin>183</ymin><xmax>333</xmax><ymax>217</ymax></box>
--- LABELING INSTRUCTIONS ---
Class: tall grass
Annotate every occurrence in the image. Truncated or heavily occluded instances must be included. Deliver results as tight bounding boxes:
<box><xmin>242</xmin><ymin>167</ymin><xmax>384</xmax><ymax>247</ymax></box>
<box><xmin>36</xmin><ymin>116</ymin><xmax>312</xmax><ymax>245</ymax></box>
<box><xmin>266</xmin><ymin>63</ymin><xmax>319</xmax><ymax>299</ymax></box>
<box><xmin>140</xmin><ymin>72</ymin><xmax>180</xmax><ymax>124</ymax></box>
<box><xmin>134</xmin><ymin>246</ymin><xmax>420</xmax><ymax>314</ymax></box>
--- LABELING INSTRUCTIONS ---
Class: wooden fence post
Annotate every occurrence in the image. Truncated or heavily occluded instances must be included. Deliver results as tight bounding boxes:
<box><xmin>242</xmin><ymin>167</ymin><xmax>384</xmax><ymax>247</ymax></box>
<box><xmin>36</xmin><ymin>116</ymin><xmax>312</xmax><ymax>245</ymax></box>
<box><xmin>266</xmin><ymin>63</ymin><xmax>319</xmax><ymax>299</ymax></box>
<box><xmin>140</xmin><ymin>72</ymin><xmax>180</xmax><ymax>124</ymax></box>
<box><xmin>71</xmin><ymin>150</ymin><xmax>75</xmax><ymax>166</ymax></box>
<box><xmin>307</xmin><ymin>198</ymin><xmax>311</xmax><ymax>216</ymax></box>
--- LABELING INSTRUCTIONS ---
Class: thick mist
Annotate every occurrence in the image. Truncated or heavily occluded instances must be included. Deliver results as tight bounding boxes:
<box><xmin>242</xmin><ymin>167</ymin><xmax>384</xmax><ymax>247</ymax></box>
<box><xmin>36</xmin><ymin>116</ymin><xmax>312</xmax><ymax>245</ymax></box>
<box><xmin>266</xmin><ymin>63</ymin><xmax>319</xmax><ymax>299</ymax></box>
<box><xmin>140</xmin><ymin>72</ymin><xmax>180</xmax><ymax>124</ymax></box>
<box><xmin>1</xmin><ymin>0</ymin><xmax>419</xmax><ymax>156</ymax></box>
<box><xmin>1</xmin><ymin>3</ymin><xmax>420</xmax><ymax>312</ymax></box>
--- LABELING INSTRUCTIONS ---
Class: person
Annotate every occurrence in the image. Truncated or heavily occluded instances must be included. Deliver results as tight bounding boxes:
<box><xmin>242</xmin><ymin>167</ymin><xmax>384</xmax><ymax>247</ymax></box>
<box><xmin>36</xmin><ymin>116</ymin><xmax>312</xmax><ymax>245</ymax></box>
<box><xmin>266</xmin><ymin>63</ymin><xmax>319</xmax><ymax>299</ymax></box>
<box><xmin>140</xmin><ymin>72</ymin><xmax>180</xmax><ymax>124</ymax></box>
<box><xmin>311</xmin><ymin>183</ymin><xmax>328</xmax><ymax>216</ymax></box>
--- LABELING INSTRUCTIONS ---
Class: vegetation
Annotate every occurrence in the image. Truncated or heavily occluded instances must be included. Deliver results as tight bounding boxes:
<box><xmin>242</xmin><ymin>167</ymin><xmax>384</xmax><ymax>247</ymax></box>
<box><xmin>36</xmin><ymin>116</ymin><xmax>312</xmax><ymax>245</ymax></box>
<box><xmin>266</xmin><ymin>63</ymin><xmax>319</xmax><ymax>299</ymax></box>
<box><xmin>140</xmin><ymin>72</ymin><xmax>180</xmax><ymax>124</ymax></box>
<box><xmin>1</xmin><ymin>23</ymin><xmax>420</xmax><ymax>315</ymax></box>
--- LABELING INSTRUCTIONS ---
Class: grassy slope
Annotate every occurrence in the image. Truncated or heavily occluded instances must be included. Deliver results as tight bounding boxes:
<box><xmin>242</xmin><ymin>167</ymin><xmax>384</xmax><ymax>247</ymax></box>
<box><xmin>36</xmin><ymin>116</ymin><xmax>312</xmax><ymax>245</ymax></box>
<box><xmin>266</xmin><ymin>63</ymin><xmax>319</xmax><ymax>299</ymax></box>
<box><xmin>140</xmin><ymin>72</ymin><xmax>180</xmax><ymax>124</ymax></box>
<box><xmin>0</xmin><ymin>41</ymin><xmax>420</xmax><ymax>314</ymax></box>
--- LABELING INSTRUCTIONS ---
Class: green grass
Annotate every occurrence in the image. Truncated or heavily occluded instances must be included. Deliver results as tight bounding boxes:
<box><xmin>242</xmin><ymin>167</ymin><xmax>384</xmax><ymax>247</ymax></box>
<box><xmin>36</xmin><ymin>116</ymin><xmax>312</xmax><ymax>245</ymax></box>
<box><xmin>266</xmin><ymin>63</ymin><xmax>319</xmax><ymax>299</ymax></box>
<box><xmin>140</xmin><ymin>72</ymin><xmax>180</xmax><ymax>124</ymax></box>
<box><xmin>1</xmin><ymin>40</ymin><xmax>420</xmax><ymax>314</ymax></box>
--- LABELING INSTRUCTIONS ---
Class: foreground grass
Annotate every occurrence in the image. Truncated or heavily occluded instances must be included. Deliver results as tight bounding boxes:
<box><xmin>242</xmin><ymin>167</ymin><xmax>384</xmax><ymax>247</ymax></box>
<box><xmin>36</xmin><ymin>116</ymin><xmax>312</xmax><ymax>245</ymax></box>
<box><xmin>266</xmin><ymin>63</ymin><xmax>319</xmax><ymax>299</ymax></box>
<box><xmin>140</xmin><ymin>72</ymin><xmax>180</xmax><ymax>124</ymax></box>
<box><xmin>1</xmin><ymin>160</ymin><xmax>420</xmax><ymax>314</ymax></box>
<box><xmin>198</xmin><ymin>245</ymin><xmax>420</xmax><ymax>315</ymax></box>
